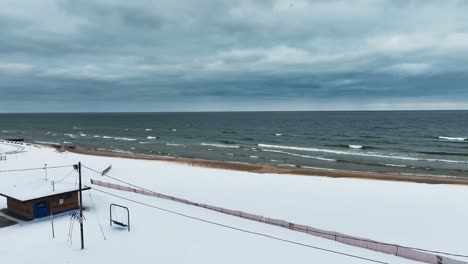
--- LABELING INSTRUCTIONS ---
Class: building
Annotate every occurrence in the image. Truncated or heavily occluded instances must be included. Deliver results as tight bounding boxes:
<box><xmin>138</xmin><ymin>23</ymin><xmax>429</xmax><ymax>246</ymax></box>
<box><xmin>0</xmin><ymin>178</ymin><xmax>90</xmax><ymax>220</ymax></box>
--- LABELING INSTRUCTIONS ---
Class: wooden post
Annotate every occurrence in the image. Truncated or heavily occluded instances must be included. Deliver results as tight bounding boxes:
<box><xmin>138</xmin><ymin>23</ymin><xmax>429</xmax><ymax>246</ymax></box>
<box><xmin>50</xmin><ymin>213</ymin><xmax>55</xmax><ymax>238</ymax></box>
<box><xmin>78</xmin><ymin>162</ymin><xmax>84</xmax><ymax>250</ymax></box>
<box><xmin>44</xmin><ymin>164</ymin><xmax>48</xmax><ymax>181</ymax></box>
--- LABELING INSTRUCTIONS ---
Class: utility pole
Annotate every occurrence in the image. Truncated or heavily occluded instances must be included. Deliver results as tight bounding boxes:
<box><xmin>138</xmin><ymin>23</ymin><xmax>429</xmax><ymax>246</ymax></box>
<box><xmin>78</xmin><ymin>162</ymin><xmax>84</xmax><ymax>250</ymax></box>
<box><xmin>44</xmin><ymin>163</ymin><xmax>48</xmax><ymax>181</ymax></box>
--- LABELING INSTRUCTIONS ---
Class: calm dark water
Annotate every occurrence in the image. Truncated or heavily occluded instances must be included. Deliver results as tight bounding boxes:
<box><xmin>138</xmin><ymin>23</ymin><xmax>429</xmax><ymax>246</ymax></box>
<box><xmin>1</xmin><ymin>111</ymin><xmax>468</xmax><ymax>177</ymax></box>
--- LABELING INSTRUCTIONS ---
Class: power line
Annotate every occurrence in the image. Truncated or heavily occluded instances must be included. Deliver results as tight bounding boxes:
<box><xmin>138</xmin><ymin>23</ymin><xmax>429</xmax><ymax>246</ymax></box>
<box><xmin>83</xmin><ymin>165</ymin><xmax>154</xmax><ymax>192</ymax></box>
<box><xmin>91</xmin><ymin>187</ymin><xmax>391</xmax><ymax>264</ymax></box>
<box><xmin>83</xmin><ymin>164</ymin><xmax>468</xmax><ymax>259</ymax></box>
<box><xmin>54</xmin><ymin>168</ymin><xmax>76</xmax><ymax>183</ymax></box>
<box><xmin>0</xmin><ymin>164</ymin><xmax>75</xmax><ymax>173</ymax></box>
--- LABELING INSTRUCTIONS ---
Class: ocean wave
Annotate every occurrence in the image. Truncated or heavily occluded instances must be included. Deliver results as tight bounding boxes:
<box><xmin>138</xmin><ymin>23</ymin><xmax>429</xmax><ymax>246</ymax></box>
<box><xmin>147</xmin><ymin>136</ymin><xmax>159</xmax><ymax>139</ymax></box>
<box><xmin>438</xmin><ymin>136</ymin><xmax>467</xmax><ymax>141</ymax></box>
<box><xmin>139</xmin><ymin>141</ymin><xmax>158</xmax><ymax>144</ymax></box>
<box><xmin>201</xmin><ymin>143</ymin><xmax>240</xmax><ymax>149</ymax></box>
<box><xmin>114</xmin><ymin>137</ymin><xmax>137</xmax><ymax>141</ymax></box>
<box><xmin>226</xmin><ymin>153</ymin><xmax>234</xmax><ymax>156</ymax></box>
<box><xmin>103</xmin><ymin>136</ymin><xmax>113</xmax><ymax>139</ymax></box>
<box><xmin>80</xmin><ymin>134</ymin><xmax>87</xmax><ymax>137</ymax></box>
<box><xmin>258</xmin><ymin>143</ymin><xmax>468</xmax><ymax>164</ymax></box>
<box><xmin>145</xmin><ymin>129</ymin><xmax>152</xmax><ymax>131</ymax></box>
<box><xmin>63</xmin><ymin>141</ymin><xmax>72</xmax><ymax>144</ymax></box>
<box><xmin>93</xmin><ymin>135</ymin><xmax>101</xmax><ymax>138</ymax></box>
<box><xmin>35</xmin><ymin>141</ymin><xmax>60</xmax><ymax>145</ymax></box>
<box><xmin>109</xmin><ymin>149</ymin><xmax>133</xmax><ymax>154</ymax></box>
<box><xmin>383</xmin><ymin>163</ymin><xmax>407</xmax><ymax>168</ymax></box>
<box><xmin>348</xmin><ymin>145</ymin><xmax>363</xmax><ymax>149</ymax></box>
<box><xmin>166</xmin><ymin>143</ymin><xmax>184</xmax><ymax>146</ymax></box>
<box><xmin>261</xmin><ymin>149</ymin><xmax>337</xmax><ymax>162</ymax></box>
<box><xmin>222</xmin><ymin>131</ymin><xmax>237</xmax><ymax>134</ymax></box>
<box><xmin>172</xmin><ymin>129</ymin><xmax>177</xmax><ymax>132</ymax></box>
<box><xmin>275</xmin><ymin>133</ymin><xmax>283</xmax><ymax>136</ymax></box>
<box><xmin>249</xmin><ymin>155</ymin><xmax>259</xmax><ymax>158</ymax></box>
<box><xmin>64</xmin><ymin>133</ymin><xmax>76</xmax><ymax>138</ymax></box>
<box><xmin>219</xmin><ymin>140</ymin><xmax>238</xmax><ymax>145</ymax></box>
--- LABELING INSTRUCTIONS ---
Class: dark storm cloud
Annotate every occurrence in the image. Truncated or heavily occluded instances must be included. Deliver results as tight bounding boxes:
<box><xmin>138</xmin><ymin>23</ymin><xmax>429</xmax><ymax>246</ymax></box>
<box><xmin>1</xmin><ymin>0</ymin><xmax>468</xmax><ymax>112</ymax></box>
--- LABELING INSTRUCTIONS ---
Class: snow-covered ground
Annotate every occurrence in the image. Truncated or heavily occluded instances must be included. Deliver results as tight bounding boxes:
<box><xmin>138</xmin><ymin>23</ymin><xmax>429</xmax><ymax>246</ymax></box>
<box><xmin>1</xmin><ymin>141</ymin><xmax>467</xmax><ymax>264</ymax></box>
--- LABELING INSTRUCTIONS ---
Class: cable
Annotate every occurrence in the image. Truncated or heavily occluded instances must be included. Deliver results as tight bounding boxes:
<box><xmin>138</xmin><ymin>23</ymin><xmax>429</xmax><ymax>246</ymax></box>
<box><xmin>53</xmin><ymin>168</ymin><xmax>76</xmax><ymax>183</ymax></box>
<box><xmin>88</xmin><ymin>191</ymin><xmax>107</xmax><ymax>241</ymax></box>
<box><xmin>83</xmin><ymin>163</ymin><xmax>468</xmax><ymax>259</ymax></box>
<box><xmin>0</xmin><ymin>164</ymin><xmax>75</xmax><ymax>173</ymax></box>
<box><xmin>83</xmin><ymin>165</ymin><xmax>155</xmax><ymax>192</ymax></box>
<box><xmin>92</xmin><ymin>187</ymin><xmax>390</xmax><ymax>264</ymax></box>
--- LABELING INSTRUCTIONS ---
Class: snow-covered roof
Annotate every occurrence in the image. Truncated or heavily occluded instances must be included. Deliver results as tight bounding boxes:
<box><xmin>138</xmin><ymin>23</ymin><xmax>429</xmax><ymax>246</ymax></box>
<box><xmin>0</xmin><ymin>177</ymin><xmax>90</xmax><ymax>202</ymax></box>
<box><xmin>0</xmin><ymin>164</ymin><xmax>90</xmax><ymax>202</ymax></box>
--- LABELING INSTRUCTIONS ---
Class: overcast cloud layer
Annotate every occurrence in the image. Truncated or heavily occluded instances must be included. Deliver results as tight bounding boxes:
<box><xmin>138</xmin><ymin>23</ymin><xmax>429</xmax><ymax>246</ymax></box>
<box><xmin>1</xmin><ymin>0</ymin><xmax>468</xmax><ymax>112</ymax></box>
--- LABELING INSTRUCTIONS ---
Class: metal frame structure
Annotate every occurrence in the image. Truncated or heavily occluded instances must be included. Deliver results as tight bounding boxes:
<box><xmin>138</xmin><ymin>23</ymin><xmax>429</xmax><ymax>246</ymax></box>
<box><xmin>109</xmin><ymin>203</ymin><xmax>130</xmax><ymax>231</ymax></box>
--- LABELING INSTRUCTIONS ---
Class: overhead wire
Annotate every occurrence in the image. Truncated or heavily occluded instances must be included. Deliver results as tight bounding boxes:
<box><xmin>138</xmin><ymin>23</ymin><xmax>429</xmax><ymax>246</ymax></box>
<box><xmin>0</xmin><ymin>164</ymin><xmax>75</xmax><ymax>173</ymax></box>
<box><xmin>83</xmin><ymin>164</ymin><xmax>468</xmax><ymax>259</ymax></box>
<box><xmin>91</xmin><ymin>187</ymin><xmax>391</xmax><ymax>264</ymax></box>
<box><xmin>53</xmin><ymin>168</ymin><xmax>76</xmax><ymax>183</ymax></box>
<box><xmin>82</xmin><ymin>163</ymin><xmax>468</xmax><ymax>259</ymax></box>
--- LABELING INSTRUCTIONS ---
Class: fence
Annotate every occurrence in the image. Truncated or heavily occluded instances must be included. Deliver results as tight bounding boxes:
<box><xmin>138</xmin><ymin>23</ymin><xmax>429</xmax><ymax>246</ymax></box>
<box><xmin>90</xmin><ymin>178</ymin><xmax>467</xmax><ymax>264</ymax></box>
<box><xmin>0</xmin><ymin>155</ymin><xmax>6</xmax><ymax>161</ymax></box>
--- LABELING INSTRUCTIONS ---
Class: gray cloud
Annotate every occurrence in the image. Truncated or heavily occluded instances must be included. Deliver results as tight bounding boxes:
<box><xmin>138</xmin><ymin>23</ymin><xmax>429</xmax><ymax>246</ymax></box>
<box><xmin>1</xmin><ymin>0</ymin><xmax>468</xmax><ymax>112</ymax></box>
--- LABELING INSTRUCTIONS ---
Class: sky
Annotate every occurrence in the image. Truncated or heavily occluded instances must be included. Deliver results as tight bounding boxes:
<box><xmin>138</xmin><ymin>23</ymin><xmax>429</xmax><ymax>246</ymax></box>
<box><xmin>1</xmin><ymin>0</ymin><xmax>468</xmax><ymax>112</ymax></box>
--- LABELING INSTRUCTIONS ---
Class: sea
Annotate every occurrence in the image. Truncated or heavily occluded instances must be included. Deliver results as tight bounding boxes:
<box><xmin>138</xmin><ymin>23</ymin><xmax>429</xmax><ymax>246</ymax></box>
<box><xmin>1</xmin><ymin>111</ymin><xmax>468</xmax><ymax>177</ymax></box>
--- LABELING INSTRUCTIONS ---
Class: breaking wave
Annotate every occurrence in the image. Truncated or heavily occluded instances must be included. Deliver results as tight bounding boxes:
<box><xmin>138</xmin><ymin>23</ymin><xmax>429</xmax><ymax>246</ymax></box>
<box><xmin>261</xmin><ymin>149</ymin><xmax>337</xmax><ymax>162</ymax></box>
<box><xmin>438</xmin><ymin>136</ymin><xmax>467</xmax><ymax>141</ymax></box>
<box><xmin>258</xmin><ymin>144</ymin><xmax>468</xmax><ymax>164</ymax></box>
<box><xmin>348</xmin><ymin>145</ymin><xmax>363</xmax><ymax>149</ymax></box>
<box><xmin>201</xmin><ymin>143</ymin><xmax>240</xmax><ymax>149</ymax></box>
<box><xmin>114</xmin><ymin>137</ymin><xmax>137</xmax><ymax>141</ymax></box>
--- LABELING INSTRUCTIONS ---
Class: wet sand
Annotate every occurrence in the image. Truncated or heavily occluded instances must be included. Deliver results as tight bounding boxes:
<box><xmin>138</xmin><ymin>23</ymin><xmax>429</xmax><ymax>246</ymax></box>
<box><xmin>54</xmin><ymin>145</ymin><xmax>468</xmax><ymax>186</ymax></box>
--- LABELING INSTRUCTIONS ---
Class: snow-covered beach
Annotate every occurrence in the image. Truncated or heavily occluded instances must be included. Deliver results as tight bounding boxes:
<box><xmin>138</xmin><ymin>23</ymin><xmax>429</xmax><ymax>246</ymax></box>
<box><xmin>1</xmin><ymin>141</ymin><xmax>467</xmax><ymax>264</ymax></box>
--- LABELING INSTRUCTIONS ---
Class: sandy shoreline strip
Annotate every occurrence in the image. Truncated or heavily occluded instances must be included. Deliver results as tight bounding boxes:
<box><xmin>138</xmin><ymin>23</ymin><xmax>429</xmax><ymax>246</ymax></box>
<box><xmin>51</xmin><ymin>144</ymin><xmax>468</xmax><ymax>186</ymax></box>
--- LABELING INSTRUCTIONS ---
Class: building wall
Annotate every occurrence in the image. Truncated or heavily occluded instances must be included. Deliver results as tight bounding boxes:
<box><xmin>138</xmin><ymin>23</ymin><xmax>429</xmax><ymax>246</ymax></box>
<box><xmin>7</xmin><ymin>191</ymin><xmax>80</xmax><ymax>220</ymax></box>
<box><xmin>7</xmin><ymin>198</ymin><xmax>33</xmax><ymax>220</ymax></box>
<box><xmin>48</xmin><ymin>191</ymin><xmax>79</xmax><ymax>214</ymax></box>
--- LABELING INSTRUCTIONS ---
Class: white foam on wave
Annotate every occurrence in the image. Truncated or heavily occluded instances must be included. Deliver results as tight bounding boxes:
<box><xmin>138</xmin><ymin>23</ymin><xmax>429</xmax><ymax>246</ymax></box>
<box><xmin>139</xmin><ymin>141</ymin><xmax>158</xmax><ymax>144</ymax></box>
<box><xmin>258</xmin><ymin>143</ymin><xmax>468</xmax><ymax>164</ymax></box>
<box><xmin>438</xmin><ymin>136</ymin><xmax>467</xmax><ymax>141</ymax></box>
<box><xmin>166</xmin><ymin>143</ymin><xmax>183</xmax><ymax>146</ymax></box>
<box><xmin>103</xmin><ymin>136</ymin><xmax>113</xmax><ymax>139</ymax></box>
<box><xmin>262</xmin><ymin>149</ymin><xmax>336</xmax><ymax>162</ymax></box>
<box><xmin>80</xmin><ymin>134</ymin><xmax>87</xmax><ymax>137</ymax></box>
<box><xmin>275</xmin><ymin>133</ymin><xmax>283</xmax><ymax>136</ymax></box>
<box><xmin>35</xmin><ymin>141</ymin><xmax>60</xmax><ymax>145</ymax></box>
<box><xmin>94</xmin><ymin>135</ymin><xmax>101</xmax><ymax>138</ymax></box>
<box><xmin>147</xmin><ymin>136</ymin><xmax>157</xmax><ymax>139</ymax></box>
<box><xmin>1</xmin><ymin>131</ymin><xmax>7</xmax><ymax>133</ymax></box>
<box><xmin>201</xmin><ymin>143</ymin><xmax>240</xmax><ymax>149</ymax></box>
<box><xmin>226</xmin><ymin>153</ymin><xmax>234</xmax><ymax>156</ymax></box>
<box><xmin>109</xmin><ymin>149</ymin><xmax>133</xmax><ymax>154</ymax></box>
<box><xmin>249</xmin><ymin>155</ymin><xmax>259</xmax><ymax>158</ymax></box>
<box><xmin>145</xmin><ymin>129</ymin><xmax>152</xmax><ymax>131</ymax></box>
<box><xmin>114</xmin><ymin>137</ymin><xmax>137</xmax><ymax>141</ymax></box>
<box><xmin>63</xmin><ymin>141</ymin><xmax>72</xmax><ymax>144</ymax></box>
<box><xmin>383</xmin><ymin>164</ymin><xmax>407</xmax><ymax>168</ymax></box>
<box><xmin>348</xmin><ymin>145</ymin><xmax>363</xmax><ymax>149</ymax></box>
<box><xmin>64</xmin><ymin>133</ymin><xmax>76</xmax><ymax>138</ymax></box>
<box><xmin>172</xmin><ymin>129</ymin><xmax>177</xmax><ymax>132</ymax></box>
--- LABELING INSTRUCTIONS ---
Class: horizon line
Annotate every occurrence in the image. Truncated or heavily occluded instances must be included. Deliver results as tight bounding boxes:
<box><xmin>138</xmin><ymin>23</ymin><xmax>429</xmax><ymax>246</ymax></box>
<box><xmin>1</xmin><ymin>109</ymin><xmax>468</xmax><ymax>114</ymax></box>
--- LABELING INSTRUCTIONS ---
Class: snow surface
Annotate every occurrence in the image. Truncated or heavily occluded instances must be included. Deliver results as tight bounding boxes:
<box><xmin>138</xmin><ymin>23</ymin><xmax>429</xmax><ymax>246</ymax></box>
<box><xmin>1</xmin><ymin>141</ymin><xmax>467</xmax><ymax>264</ymax></box>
